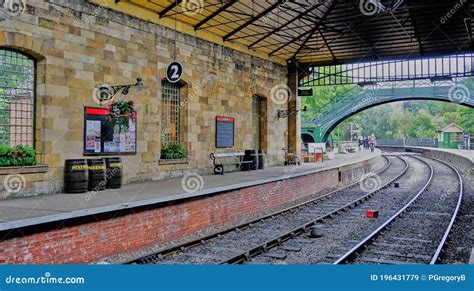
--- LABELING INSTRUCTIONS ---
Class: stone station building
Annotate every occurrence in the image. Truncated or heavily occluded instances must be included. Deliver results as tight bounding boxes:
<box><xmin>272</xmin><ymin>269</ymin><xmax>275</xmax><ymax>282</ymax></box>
<box><xmin>0</xmin><ymin>0</ymin><xmax>300</xmax><ymax>199</ymax></box>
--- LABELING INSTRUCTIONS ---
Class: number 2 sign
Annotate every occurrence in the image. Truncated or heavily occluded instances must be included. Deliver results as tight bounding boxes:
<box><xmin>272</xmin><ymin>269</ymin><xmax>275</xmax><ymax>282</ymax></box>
<box><xmin>166</xmin><ymin>61</ymin><xmax>183</xmax><ymax>83</ymax></box>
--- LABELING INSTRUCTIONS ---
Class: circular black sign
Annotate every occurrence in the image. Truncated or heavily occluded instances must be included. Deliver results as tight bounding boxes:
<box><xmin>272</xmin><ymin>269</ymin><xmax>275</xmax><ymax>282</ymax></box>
<box><xmin>166</xmin><ymin>61</ymin><xmax>183</xmax><ymax>83</ymax></box>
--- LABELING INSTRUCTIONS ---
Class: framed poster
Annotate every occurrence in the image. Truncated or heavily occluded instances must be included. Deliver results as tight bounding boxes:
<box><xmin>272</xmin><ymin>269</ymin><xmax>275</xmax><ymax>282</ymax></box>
<box><xmin>215</xmin><ymin>116</ymin><xmax>235</xmax><ymax>148</ymax></box>
<box><xmin>83</xmin><ymin>106</ymin><xmax>137</xmax><ymax>156</ymax></box>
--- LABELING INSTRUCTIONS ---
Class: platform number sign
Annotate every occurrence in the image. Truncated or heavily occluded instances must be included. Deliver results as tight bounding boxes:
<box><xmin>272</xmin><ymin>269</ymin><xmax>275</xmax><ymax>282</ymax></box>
<box><xmin>166</xmin><ymin>61</ymin><xmax>183</xmax><ymax>83</ymax></box>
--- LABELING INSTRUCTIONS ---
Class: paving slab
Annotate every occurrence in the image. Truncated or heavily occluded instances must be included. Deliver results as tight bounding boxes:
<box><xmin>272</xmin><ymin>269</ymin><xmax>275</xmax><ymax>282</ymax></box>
<box><xmin>0</xmin><ymin>149</ymin><xmax>381</xmax><ymax>231</ymax></box>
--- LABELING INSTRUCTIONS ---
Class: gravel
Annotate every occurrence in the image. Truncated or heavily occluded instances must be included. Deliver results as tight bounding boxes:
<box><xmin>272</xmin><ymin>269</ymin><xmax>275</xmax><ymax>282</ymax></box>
<box><xmin>250</xmin><ymin>155</ymin><xmax>430</xmax><ymax>264</ymax></box>
<box><xmin>351</xmin><ymin>156</ymin><xmax>461</xmax><ymax>264</ymax></box>
<box><xmin>127</xmin><ymin>156</ymin><xmax>408</xmax><ymax>264</ymax></box>
<box><xmin>439</xmin><ymin>163</ymin><xmax>473</xmax><ymax>264</ymax></box>
<box><xmin>101</xmin><ymin>156</ymin><xmax>389</xmax><ymax>264</ymax></box>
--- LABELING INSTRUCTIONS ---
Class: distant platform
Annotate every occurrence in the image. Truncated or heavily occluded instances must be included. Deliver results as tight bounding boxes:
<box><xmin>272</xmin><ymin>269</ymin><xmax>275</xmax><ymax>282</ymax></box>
<box><xmin>414</xmin><ymin>147</ymin><xmax>473</xmax><ymax>163</ymax></box>
<box><xmin>378</xmin><ymin>145</ymin><xmax>473</xmax><ymax>174</ymax></box>
<box><xmin>0</xmin><ymin>149</ymin><xmax>381</xmax><ymax>232</ymax></box>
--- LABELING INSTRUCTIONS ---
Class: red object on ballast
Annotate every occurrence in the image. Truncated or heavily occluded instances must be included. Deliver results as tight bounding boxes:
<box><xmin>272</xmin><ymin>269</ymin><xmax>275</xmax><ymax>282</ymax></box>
<box><xmin>367</xmin><ymin>210</ymin><xmax>379</xmax><ymax>218</ymax></box>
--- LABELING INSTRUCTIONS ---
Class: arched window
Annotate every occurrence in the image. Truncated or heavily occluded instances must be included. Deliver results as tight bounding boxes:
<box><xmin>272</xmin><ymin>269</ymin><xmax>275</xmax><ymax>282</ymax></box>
<box><xmin>0</xmin><ymin>49</ymin><xmax>36</xmax><ymax>147</ymax></box>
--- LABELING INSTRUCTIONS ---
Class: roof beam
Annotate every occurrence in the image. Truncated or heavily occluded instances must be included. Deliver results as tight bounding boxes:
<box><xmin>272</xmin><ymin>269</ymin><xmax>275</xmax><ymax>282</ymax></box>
<box><xmin>194</xmin><ymin>0</ymin><xmax>237</xmax><ymax>30</ymax></box>
<box><xmin>407</xmin><ymin>0</ymin><xmax>423</xmax><ymax>55</ymax></box>
<box><xmin>159</xmin><ymin>0</ymin><xmax>182</xmax><ymax>18</ymax></box>
<box><xmin>291</xmin><ymin>25</ymin><xmax>318</xmax><ymax>59</ymax></box>
<box><xmin>249</xmin><ymin>3</ymin><xmax>325</xmax><ymax>49</ymax></box>
<box><xmin>271</xmin><ymin>0</ymin><xmax>337</xmax><ymax>56</ymax></box>
<box><xmin>223</xmin><ymin>0</ymin><xmax>284</xmax><ymax>41</ymax></box>
<box><xmin>319</xmin><ymin>29</ymin><xmax>337</xmax><ymax>62</ymax></box>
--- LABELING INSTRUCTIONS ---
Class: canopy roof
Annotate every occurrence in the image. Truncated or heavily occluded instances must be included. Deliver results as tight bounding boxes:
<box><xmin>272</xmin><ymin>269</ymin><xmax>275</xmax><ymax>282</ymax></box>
<box><xmin>106</xmin><ymin>0</ymin><xmax>473</xmax><ymax>66</ymax></box>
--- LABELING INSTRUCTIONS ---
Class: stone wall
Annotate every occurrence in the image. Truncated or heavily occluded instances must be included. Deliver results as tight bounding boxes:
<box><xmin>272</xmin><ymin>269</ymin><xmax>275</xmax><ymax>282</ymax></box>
<box><xmin>0</xmin><ymin>0</ymin><xmax>289</xmax><ymax>198</ymax></box>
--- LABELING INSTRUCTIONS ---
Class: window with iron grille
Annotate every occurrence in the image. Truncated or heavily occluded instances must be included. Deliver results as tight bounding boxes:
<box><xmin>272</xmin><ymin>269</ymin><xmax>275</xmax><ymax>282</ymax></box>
<box><xmin>161</xmin><ymin>81</ymin><xmax>180</xmax><ymax>145</ymax></box>
<box><xmin>0</xmin><ymin>49</ymin><xmax>35</xmax><ymax>147</ymax></box>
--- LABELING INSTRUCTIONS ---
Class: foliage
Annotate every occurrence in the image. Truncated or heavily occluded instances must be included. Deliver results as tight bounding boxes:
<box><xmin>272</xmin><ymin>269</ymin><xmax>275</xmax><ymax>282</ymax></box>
<box><xmin>0</xmin><ymin>144</ymin><xmax>36</xmax><ymax>167</ymax></box>
<box><xmin>108</xmin><ymin>99</ymin><xmax>137</xmax><ymax>131</ymax></box>
<box><xmin>300</xmin><ymin>85</ymin><xmax>360</xmax><ymax>124</ymax></box>
<box><xmin>160</xmin><ymin>143</ymin><xmax>186</xmax><ymax>160</ymax></box>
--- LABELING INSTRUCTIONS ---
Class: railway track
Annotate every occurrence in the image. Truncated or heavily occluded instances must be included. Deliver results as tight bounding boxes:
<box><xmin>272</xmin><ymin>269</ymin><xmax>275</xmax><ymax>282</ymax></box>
<box><xmin>125</xmin><ymin>154</ymin><xmax>463</xmax><ymax>265</ymax></box>
<box><xmin>333</xmin><ymin>155</ymin><xmax>463</xmax><ymax>265</ymax></box>
<box><xmin>249</xmin><ymin>154</ymin><xmax>432</xmax><ymax>264</ymax></box>
<box><xmin>126</xmin><ymin>155</ymin><xmax>408</xmax><ymax>264</ymax></box>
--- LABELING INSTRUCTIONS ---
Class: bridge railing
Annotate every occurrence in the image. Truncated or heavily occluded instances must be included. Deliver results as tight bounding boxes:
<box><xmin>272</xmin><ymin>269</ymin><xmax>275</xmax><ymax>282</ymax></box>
<box><xmin>406</xmin><ymin>138</ymin><xmax>438</xmax><ymax>148</ymax></box>
<box><xmin>376</xmin><ymin>139</ymin><xmax>406</xmax><ymax>147</ymax></box>
<box><xmin>376</xmin><ymin>138</ymin><xmax>438</xmax><ymax>148</ymax></box>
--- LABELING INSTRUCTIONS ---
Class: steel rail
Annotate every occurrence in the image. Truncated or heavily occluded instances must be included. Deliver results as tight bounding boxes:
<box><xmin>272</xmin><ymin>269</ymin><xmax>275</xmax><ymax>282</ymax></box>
<box><xmin>126</xmin><ymin>155</ymin><xmax>394</xmax><ymax>264</ymax></box>
<box><xmin>333</xmin><ymin>155</ymin><xmax>433</xmax><ymax>264</ymax></box>
<box><xmin>333</xmin><ymin>154</ymin><xmax>462</xmax><ymax>265</ymax></box>
<box><xmin>429</xmin><ymin>157</ymin><xmax>464</xmax><ymax>264</ymax></box>
<box><xmin>333</xmin><ymin>156</ymin><xmax>464</xmax><ymax>265</ymax></box>
<box><xmin>221</xmin><ymin>156</ymin><xmax>409</xmax><ymax>264</ymax></box>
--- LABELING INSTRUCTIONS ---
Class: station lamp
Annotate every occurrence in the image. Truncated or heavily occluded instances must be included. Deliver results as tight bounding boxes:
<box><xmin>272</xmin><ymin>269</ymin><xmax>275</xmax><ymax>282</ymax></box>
<box><xmin>277</xmin><ymin>106</ymin><xmax>308</xmax><ymax>119</ymax></box>
<box><xmin>96</xmin><ymin>77</ymin><xmax>144</xmax><ymax>104</ymax></box>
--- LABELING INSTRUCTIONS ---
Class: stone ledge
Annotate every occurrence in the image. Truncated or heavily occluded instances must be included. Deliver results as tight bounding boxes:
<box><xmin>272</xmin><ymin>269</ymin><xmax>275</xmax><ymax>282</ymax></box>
<box><xmin>0</xmin><ymin>165</ymin><xmax>49</xmax><ymax>175</ymax></box>
<box><xmin>158</xmin><ymin>158</ymin><xmax>189</xmax><ymax>165</ymax></box>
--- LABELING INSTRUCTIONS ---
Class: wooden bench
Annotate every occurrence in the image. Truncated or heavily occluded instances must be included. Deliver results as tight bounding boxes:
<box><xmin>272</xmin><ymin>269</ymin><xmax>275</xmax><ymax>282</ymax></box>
<box><xmin>209</xmin><ymin>152</ymin><xmax>254</xmax><ymax>174</ymax></box>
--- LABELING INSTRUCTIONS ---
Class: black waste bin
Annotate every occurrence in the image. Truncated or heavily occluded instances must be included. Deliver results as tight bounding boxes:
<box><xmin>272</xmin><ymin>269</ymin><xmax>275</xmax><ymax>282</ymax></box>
<box><xmin>242</xmin><ymin>149</ymin><xmax>258</xmax><ymax>171</ymax></box>
<box><xmin>257</xmin><ymin>149</ymin><xmax>265</xmax><ymax>169</ymax></box>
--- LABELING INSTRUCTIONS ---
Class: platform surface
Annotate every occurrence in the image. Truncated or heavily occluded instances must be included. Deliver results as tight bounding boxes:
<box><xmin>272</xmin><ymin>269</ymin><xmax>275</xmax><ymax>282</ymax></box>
<box><xmin>0</xmin><ymin>149</ymin><xmax>381</xmax><ymax>231</ymax></box>
<box><xmin>415</xmin><ymin>147</ymin><xmax>474</xmax><ymax>162</ymax></box>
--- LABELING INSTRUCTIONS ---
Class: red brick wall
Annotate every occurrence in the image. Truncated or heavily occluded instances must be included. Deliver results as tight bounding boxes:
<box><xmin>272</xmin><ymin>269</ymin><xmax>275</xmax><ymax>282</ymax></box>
<box><xmin>0</xmin><ymin>167</ymin><xmax>350</xmax><ymax>264</ymax></box>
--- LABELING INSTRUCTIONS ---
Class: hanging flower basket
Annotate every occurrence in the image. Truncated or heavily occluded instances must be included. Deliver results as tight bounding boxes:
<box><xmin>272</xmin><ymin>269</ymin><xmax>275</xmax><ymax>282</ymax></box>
<box><xmin>107</xmin><ymin>100</ymin><xmax>137</xmax><ymax>130</ymax></box>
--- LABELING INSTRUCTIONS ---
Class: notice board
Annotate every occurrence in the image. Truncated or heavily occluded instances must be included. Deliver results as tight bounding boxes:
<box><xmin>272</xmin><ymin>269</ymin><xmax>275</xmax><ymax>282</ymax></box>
<box><xmin>215</xmin><ymin>116</ymin><xmax>235</xmax><ymax>148</ymax></box>
<box><xmin>83</xmin><ymin>106</ymin><xmax>137</xmax><ymax>155</ymax></box>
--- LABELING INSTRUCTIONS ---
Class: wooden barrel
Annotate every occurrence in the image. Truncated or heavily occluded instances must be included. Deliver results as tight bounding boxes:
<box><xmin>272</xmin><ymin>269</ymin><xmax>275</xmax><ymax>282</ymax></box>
<box><xmin>105</xmin><ymin>157</ymin><xmax>123</xmax><ymax>189</ymax></box>
<box><xmin>87</xmin><ymin>159</ymin><xmax>106</xmax><ymax>191</ymax></box>
<box><xmin>257</xmin><ymin>149</ymin><xmax>265</xmax><ymax>169</ymax></box>
<box><xmin>64</xmin><ymin>159</ymin><xmax>88</xmax><ymax>193</ymax></box>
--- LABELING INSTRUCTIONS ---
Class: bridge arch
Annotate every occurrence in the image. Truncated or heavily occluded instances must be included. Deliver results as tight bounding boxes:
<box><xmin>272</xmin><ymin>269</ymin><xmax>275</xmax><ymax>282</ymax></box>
<box><xmin>310</xmin><ymin>83</ymin><xmax>474</xmax><ymax>142</ymax></box>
